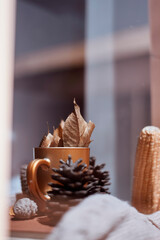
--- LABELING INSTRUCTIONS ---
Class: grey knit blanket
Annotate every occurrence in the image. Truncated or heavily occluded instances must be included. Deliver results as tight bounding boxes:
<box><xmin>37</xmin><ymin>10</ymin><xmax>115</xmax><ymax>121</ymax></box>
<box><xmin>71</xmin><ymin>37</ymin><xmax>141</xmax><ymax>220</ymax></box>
<box><xmin>48</xmin><ymin>194</ymin><xmax>160</xmax><ymax>240</ymax></box>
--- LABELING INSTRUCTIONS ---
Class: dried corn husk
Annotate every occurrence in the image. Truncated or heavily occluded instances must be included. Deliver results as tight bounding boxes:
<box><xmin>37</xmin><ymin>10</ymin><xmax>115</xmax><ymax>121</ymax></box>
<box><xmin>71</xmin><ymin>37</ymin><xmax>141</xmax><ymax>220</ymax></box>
<box><xmin>132</xmin><ymin>126</ymin><xmax>160</xmax><ymax>214</ymax></box>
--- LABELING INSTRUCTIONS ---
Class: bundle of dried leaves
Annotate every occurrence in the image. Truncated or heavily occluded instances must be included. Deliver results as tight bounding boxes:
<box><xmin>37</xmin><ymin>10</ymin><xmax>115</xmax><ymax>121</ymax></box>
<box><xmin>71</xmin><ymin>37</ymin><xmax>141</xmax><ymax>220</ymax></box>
<box><xmin>39</xmin><ymin>99</ymin><xmax>95</xmax><ymax>148</ymax></box>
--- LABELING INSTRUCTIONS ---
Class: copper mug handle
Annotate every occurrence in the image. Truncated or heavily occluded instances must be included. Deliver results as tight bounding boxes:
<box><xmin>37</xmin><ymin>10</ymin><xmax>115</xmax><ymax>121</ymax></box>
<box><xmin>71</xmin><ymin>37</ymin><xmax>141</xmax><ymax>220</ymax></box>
<box><xmin>27</xmin><ymin>158</ymin><xmax>51</xmax><ymax>201</ymax></box>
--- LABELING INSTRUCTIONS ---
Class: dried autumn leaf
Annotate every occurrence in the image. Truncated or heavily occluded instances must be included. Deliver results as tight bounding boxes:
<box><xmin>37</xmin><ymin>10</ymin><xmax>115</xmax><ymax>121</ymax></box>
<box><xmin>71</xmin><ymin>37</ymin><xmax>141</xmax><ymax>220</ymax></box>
<box><xmin>50</xmin><ymin>130</ymin><xmax>60</xmax><ymax>147</ymax></box>
<box><xmin>58</xmin><ymin>120</ymin><xmax>65</xmax><ymax>139</ymax></box>
<box><xmin>79</xmin><ymin>121</ymin><xmax>95</xmax><ymax>147</ymax></box>
<box><xmin>58</xmin><ymin>120</ymin><xmax>65</xmax><ymax>146</ymax></box>
<box><xmin>73</xmin><ymin>98</ymin><xmax>87</xmax><ymax>137</ymax></box>
<box><xmin>58</xmin><ymin>139</ymin><xmax>63</xmax><ymax>147</ymax></box>
<box><xmin>63</xmin><ymin>112</ymin><xmax>80</xmax><ymax>147</ymax></box>
<box><xmin>63</xmin><ymin>99</ymin><xmax>95</xmax><ymax>147</ymax></box>
<box><xmin>50</xmin><ymin>120</ymin><xmax>65</xmax><ymax>147</ymax></box>
<box><xmin>39</xmin><ymin>133</ymin><xmax>54</xmax><ymax>147</ymax></box>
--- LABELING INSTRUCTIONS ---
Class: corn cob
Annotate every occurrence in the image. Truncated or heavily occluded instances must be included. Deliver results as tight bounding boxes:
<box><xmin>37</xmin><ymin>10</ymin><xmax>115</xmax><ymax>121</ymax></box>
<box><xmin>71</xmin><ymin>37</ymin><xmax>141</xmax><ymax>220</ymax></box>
<box><xmin>132</xmin><ymin>126</ymin><xmax>160</xmax><ymax>214</ymax></box>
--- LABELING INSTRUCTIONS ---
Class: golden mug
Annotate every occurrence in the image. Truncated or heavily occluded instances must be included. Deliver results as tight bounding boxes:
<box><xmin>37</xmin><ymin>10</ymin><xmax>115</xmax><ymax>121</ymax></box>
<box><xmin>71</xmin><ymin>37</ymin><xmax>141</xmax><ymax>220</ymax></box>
<box><xmin>27</xmin><ymin>147</ymin><xmax>90</xmax><ymax>201</ymax></box>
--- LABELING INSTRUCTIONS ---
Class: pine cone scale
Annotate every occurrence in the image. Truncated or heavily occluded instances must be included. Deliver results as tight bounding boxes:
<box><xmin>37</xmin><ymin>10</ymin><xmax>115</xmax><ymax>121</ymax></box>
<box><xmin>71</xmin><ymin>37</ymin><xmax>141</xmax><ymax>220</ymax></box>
<box><xmin>48</xmin><ymin>156</ymin><xmax>110</xmax><ymax>200</ymax></box>
<box><xmin>46</xmin><ymin>156</ymin><xmax>110</xmax><ymax>225</ymax></box>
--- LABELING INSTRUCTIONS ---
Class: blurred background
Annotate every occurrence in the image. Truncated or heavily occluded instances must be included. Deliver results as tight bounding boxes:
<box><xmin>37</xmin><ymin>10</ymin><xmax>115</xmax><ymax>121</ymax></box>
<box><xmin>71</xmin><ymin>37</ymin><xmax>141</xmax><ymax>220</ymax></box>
<box><xmin>11</xmin><ymin>0</ymin><xmax>150</xmax><ymax>201</ymax></box>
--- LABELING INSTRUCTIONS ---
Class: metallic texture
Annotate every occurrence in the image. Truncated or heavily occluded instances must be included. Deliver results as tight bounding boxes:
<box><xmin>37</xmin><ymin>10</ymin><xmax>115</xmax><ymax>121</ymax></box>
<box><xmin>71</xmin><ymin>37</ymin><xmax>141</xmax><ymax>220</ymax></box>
<box><xmin>27</xmin><ymin>147</ymin><xmax>90</xmax><ymax>201</ymax></box>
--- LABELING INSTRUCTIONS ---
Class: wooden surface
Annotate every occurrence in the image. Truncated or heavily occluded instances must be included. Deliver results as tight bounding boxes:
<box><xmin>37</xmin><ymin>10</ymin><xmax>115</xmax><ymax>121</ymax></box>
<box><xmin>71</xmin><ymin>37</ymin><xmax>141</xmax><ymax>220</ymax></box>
<box><xmin>10</xmin><ymin>216</ymin><xmax>53</xmax><ymax>239</ymax></box>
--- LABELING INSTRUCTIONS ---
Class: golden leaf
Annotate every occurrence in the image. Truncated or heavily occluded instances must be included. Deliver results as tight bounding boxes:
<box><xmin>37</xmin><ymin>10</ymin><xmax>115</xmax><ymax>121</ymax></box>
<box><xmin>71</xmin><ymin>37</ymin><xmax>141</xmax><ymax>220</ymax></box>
<box><xmin>79</xmin><ymin>121</ymin><xmax>95</xmax><ymax>147</ymax></box>
<box><xmin>58</xmin><ymin>120</ymin><xmax>65</xmax><ymax>139</ymax></box>
<box><xmin>50</xmin><ymin>130</ymin><xmax>60</xmax><ymax>147</ymax></box>
<box><xmin>63</xmin><ymin>112</ymin><xmax>80</xmax><ymax>147</ymax></box>
<box><xmin>58</xmin><ymin>120</ymin><xmax>65</xmax><ymax>146</ymax></box>
<box><xmin>73</xmin><ymin>98</ymin><xmax>87</xmax><ymax>137</ymax></box>
<box><xmin>51</xmin><ymin>120</ymin><xmax>65</xmax><ymax>147</ymax></box>
<box><xmin>63</xmin><ymin>99</ymin><xmax>95</xmax><ymax>147</ymax></box>
<box><xmin>39</xmin><ymin>133</ymin><xmax>54</xmax><ymax>147</ymax></box>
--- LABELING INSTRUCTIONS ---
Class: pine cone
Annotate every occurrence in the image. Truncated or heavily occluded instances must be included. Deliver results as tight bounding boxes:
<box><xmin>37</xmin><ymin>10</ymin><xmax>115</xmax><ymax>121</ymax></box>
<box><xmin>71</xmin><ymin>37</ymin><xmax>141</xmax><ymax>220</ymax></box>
<box><xmin>46</xmin><ymin>156</ymin><xmax>110</xmax><ymax>225</ymax></box>
<box><xmin>20</xmin><ymin>165</ymin><xmax>30</xmax><ymax>195</ymax></box>
<box><xmin>13</xmin><ymin>198</ymin><xmax>38</xmax><ymax>219</ymax></box>
<box><xmin>48</xmin><ymin>156</ymin><xmax>90</xmax><ymax>199</ymax></box>
<box><xmin>48</xmin><ymin>155</ymin><xmax>110</xmax><ymax>199</ymax></box>
<box><xmin>88</xmin><ymin>157</ymin><xmax>110</xmax><ymax>195</ymax></box>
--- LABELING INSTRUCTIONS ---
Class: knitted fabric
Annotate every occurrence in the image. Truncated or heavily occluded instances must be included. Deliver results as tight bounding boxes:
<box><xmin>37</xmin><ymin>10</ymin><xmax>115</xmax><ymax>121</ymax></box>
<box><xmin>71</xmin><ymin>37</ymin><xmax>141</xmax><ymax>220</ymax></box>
<box><xmin>47</xmin><ymin>194</ymin><xmax>160</xmax><ymax>240</ymax></box>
